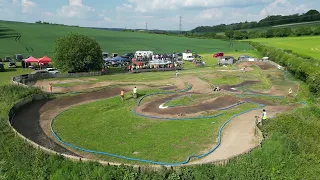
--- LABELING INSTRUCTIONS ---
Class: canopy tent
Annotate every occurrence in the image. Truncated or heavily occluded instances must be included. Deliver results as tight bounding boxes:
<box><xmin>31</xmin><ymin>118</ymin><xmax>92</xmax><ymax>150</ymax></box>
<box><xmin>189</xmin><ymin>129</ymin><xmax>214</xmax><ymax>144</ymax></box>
<box><xmin>38</xmin><ymin>56</ymin><xmax>52</xmax><ymax>63</ymax></box>
<box><xmin>25</xmin><ymin>56</ymin><xmax>39</xmax><ymax>63</ymax></box>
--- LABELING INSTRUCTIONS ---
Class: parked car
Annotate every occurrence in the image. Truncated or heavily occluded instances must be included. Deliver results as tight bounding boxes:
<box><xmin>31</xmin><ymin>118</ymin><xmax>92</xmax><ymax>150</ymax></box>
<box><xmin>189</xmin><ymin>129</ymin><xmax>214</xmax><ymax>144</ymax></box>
<box><xmin>15</xmin><ymin>54</ymin><xmax>24</xmax><ymax>61</ymax></box>
<box><xmin>46</xmin><ymin>68</ymin><xmax>59</xmax><ymax>74</ymax></box>
<box><xmin>4</xmin><ymin>56</ymin><xmax>12</xmax><ymax>62</ymax></box>
<box><xmin>238</xmin><ymin>55</ymin><xmax>251</xmax><ymax>61</ymax></box>
<box><xmin>0</xmin><ymin>62</ymin><xmax>4</xmax><ymax>72</ymax></box>
<box><xmin>213</xmin><ymin>52</ymin><xmax>224</xmax><ymax>58</ymax></box>
<box><xmin>8</xmin><ymin>61</ymin><xmax>17</xmax><ymax>68</ymax></box>
<box><xmin>32</xmin><ymin>70</ymin><xmax>50</xmax><ymax>74</ymax></box>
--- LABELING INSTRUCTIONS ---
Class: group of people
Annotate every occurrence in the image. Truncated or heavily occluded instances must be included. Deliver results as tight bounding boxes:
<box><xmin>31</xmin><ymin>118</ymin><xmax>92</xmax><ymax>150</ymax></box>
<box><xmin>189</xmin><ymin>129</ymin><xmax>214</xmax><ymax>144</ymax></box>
<box><xmin>120</xmin><ymin>86</ymin><xmax>137</xmax><ymax>102</ymax></box>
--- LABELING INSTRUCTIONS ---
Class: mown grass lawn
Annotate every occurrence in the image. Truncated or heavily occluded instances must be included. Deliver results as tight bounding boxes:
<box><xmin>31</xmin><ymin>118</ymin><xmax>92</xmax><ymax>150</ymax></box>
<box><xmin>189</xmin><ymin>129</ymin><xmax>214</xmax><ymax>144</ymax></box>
<box><xmin>250</xmin><ymin>36</ymin><xmax>320</xmax><ymax>60</ymax></box>
<box><xmin>0</xmin><ymin>62</ymin><xmax>32</xmax><ymax>86</ymax></box>
<box><xmin>52</xmin><ymin>88</ymin><xmax>258</xmax><ymax>163</ymax></box>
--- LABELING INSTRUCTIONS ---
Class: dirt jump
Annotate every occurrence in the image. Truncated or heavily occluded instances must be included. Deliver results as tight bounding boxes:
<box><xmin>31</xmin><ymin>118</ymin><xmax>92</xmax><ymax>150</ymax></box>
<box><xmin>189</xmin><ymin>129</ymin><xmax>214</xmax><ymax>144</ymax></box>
<box><xmin>12</xmin><ymin>68</ymin><xmax>305</xmax><ymax>166</ymax></box>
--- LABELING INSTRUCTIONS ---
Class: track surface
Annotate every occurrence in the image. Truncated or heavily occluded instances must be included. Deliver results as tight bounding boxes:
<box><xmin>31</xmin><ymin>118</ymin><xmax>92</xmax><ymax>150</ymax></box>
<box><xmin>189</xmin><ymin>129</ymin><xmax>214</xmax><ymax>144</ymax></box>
<box><xmin>12</xmin><ymin>87</ymin><xmax>127</xmax><ymax>157</ymax></box>
<box><xmin>12</xmin><ymin>67</ymin><xmax>302</xmax><ymax>165</ymax></box>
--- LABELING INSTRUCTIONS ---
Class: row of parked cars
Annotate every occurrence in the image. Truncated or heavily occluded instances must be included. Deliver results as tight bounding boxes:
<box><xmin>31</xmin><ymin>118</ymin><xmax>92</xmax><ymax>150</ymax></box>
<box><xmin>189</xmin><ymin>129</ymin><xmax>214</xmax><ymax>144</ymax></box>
<box><xmin>32</xmin><ymin>68</ymin><xmax>59</xmax><ymax>75</ymax></box>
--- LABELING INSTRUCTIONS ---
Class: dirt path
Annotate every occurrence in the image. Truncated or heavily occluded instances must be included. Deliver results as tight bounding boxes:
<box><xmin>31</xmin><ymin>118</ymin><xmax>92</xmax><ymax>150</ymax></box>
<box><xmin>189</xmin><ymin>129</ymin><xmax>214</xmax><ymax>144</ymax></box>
<box><xmin>180</xmin><ymin>75</ymin><xmax>213</xmax><ymax>94</ymax></box>
<box><xmin>189</xmin><ymin>104</ymin><xmax>301</xmax><ymax>165</ymax></box>
<box><xmin>236</xmin><ymin>61</ymin><xmax>277</xmax><ymax>70</ymax></box>
<box><xmin>34</xmin><ymin>77</ymin><xmax>184</xmax><ymax>93</ymax></box>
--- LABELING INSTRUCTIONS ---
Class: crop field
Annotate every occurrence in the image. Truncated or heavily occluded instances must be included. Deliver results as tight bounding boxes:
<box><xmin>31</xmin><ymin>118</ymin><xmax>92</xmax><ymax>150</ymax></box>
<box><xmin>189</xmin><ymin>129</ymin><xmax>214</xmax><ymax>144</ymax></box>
<box><xmin>250</xmin><ymin>36</ymin><xmax>320</xmax><ymax>59</ymax></box>
<box><xmin>0</xmin><ymin>20</ymin><xmax>253</xmax><ymax>58</ymax></box>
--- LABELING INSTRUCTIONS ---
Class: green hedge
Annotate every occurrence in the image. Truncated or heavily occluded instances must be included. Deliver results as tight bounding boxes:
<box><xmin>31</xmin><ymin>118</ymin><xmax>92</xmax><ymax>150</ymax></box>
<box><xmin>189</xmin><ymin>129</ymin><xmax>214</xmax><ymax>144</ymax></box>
<box><xmin>249</xmin><ymin>42</ymin><xmax>320</xmax><ymax>95</ymax></box>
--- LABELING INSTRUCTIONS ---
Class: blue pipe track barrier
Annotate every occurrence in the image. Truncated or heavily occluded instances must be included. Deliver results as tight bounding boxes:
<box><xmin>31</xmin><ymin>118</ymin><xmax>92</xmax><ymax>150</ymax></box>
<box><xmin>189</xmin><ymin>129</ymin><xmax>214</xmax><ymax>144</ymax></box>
<box><xmin>50</xmin><ymin>80</ymin><xmax>308</xmax><ymax>166</ymax></box>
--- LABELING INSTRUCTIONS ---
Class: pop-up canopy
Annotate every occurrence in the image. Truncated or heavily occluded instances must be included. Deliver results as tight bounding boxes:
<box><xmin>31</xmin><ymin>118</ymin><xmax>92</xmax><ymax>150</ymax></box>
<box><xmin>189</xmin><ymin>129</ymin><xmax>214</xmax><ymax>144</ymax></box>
<box><xmin>38</xmin><ymin>56</ymin><xmax>52</xmax><ymax>63</ymax></box>
<box><xmin>25</xmin><ymin>56</ymin><xmax>39</xmax><ymax>63</ymax></box>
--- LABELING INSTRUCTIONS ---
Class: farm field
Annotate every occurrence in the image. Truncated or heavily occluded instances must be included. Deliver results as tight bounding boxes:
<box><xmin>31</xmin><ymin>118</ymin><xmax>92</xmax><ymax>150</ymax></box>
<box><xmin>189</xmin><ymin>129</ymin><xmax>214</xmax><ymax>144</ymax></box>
<box><xmin>250</xmin><ymin>36</ymin><xmax>320</xmax><ymax>59</ymax></box>
<box><xmin>0</xmin><ymin>20</ymin><xmax>253</xmax><ymax>58</ymax></box>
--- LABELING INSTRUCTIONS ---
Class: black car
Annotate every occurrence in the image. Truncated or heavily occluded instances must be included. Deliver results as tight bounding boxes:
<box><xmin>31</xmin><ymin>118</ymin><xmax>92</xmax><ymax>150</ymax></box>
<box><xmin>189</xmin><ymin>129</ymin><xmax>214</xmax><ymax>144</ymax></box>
<box><xmin>0</xmin><ymin>62</ymin><xmax>4</xmax><ymax>72</ymax></box>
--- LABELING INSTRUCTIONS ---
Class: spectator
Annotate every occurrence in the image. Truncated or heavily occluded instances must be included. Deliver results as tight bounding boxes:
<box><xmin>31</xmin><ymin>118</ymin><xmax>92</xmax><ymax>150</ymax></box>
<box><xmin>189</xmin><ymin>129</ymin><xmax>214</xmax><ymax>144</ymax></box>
<box><xmin>133</xmin><ymin>87</ymin><xmax>137</xmax><ymax>99</ymax></box>
<box><xmin>120</xmin><ymin>89</ymin><xmax>125</xmax><ymax>102</ymax></box>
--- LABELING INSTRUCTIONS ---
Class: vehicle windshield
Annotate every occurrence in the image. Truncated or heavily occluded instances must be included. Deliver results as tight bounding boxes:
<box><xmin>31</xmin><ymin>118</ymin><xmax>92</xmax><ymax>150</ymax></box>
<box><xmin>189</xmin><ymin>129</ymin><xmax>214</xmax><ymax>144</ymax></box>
<box><xmin>47</xmin><ymin>69</ymin><xmax>56</xmax><ymax>71</ymax></box>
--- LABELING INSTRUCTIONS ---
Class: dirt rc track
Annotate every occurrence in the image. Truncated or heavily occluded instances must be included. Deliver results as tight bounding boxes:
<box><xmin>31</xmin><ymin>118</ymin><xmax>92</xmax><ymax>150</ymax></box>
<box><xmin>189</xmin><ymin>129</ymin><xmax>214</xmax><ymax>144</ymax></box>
<box><xmin>11</xmin><ymin>65</ymin><xmax>304</xmax><ymax>166</ymax></box>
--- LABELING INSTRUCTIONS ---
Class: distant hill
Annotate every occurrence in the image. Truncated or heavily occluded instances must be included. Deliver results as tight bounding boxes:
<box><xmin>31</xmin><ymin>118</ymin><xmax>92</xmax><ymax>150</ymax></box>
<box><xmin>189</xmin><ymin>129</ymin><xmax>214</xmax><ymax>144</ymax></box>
<box><xmin>192</xmin><ymin>9</ymin><xmax>320</xmax><ymax>33</ymax></box>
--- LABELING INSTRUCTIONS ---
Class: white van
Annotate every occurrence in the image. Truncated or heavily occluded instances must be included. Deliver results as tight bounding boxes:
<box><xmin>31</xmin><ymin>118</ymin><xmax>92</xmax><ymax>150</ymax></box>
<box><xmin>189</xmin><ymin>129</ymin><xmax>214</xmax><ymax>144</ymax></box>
<box><xmin>182</xmin><ymin>53</ymin><xmax>194</xmax><ymax>61</ymax></box>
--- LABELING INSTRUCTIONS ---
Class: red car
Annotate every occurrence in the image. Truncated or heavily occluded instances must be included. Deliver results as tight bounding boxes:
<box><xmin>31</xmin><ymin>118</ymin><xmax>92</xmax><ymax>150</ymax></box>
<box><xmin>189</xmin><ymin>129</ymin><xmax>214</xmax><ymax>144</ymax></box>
<box><xmin>213</xmin><ymin>52</ymin><xmax>224</xmax><ymax>58</ymax></box>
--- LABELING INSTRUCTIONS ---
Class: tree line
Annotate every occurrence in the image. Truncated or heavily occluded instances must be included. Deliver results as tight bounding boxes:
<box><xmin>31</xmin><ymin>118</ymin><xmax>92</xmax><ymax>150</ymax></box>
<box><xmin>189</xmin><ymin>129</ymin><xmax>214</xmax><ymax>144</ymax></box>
<box><xmin>192</xmin><ymin>9</ymin><xmax>320</xmax><ymax>33</ymax></box>
<box><xmin>35</xmin><ymin>21</ymin><xmax>79</xmax><ymax>27</ymax></box>
<box><xmin>225</xmin><ymin>26</ymin><xmax>320</xmax><ymax>40</ymax></box>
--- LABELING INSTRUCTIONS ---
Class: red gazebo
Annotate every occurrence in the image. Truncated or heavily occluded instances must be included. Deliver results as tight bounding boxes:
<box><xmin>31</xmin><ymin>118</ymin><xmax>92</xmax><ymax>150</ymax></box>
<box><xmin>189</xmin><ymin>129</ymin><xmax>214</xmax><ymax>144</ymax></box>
<box><xmin>25</xmin><ymin>56</ymin><xmax>39</xmax><ymax>63</ymax></box>
<box><xmin>38</xmin><ymin>56</ymin><xmax>52</xmax><ymax>63</ymax></box>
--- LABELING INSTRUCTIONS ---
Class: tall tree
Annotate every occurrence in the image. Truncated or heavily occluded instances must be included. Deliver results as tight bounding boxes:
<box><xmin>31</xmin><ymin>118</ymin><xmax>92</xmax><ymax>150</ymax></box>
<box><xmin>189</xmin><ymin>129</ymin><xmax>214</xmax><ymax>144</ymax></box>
<box><xmin>53</xmin><ymin>33</ymin><xmax>103</xmax><ymax>73</ymax></box>
<box><xmin>225</xmin><ymin>30</ymin><xmax>235</xmax><ymax>39</ymax></box>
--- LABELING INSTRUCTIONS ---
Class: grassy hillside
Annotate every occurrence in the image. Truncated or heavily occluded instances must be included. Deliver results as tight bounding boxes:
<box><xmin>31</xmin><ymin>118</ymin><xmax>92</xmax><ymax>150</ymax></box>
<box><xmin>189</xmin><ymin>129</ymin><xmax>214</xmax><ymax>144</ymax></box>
<box><xmin>0</xmin><ymin>21</ymin><xmax>253</xmax><ymax>59</ymax></box>
<box><xmin>250</xmin><ymin>36</ymin><xmax>320</xmax><ymax>59</ymax></box>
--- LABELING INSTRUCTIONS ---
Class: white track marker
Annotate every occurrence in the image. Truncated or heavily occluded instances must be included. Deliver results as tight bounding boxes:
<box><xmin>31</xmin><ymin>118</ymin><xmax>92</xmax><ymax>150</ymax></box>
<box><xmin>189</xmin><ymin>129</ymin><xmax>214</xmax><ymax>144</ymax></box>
<box><xmin>159</xmin><ymin>104</ymin><xmax>168</xmax><ymax>109</ymax></box>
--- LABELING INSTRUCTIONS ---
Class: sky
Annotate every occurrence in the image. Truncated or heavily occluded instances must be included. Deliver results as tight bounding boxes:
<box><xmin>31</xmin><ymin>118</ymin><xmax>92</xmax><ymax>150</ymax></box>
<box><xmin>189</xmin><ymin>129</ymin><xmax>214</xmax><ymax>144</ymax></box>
<box><xmin>0</xmin><ymin>0</ymin><xmax>318</xmax><ymax>30</ymax></box>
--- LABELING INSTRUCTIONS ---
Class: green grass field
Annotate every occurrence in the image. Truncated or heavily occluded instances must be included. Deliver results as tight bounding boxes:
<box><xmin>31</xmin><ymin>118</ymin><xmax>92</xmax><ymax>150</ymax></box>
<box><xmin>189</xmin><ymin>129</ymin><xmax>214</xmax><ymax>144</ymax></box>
<box><xmin>250</xmin><ymin>36</ymin><xmax>320</xmax><ymax>59</ymax></box>
<box><xmin>0</xmin><ymin>62</ymin><xmax>32</xmax><ymax>86</ymax></box>
<box><xmin>0</xmin><ymin>21</ymin><xmax>253</xmax><ymax>59</ymax></box>
<box><xmin>52</xmin><ymin>88</ymin><xmax>258</xmax><ymax>163</ymax></box>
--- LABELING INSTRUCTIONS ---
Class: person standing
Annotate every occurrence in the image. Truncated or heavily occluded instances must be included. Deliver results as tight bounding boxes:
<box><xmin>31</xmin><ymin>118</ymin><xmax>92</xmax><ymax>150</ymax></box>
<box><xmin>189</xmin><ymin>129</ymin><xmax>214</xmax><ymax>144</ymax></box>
<box><xmin>262</xmin><ymin>109</ymin><xmax>267</xmax><ymax>121</ymax></box>
<box><xmin>133</xmin><ymin>87</ymin><xmax>137</xmax><ymax>99</ymax></box>
<box><xmin>120</xmin><ymin>89</ymin><xmax>125</xmax><ymax>102</ymax></box>
<box><xmin>48</xmin><ymin>83</ymin><xmax>52</xmax><ymax>93</ymax></box>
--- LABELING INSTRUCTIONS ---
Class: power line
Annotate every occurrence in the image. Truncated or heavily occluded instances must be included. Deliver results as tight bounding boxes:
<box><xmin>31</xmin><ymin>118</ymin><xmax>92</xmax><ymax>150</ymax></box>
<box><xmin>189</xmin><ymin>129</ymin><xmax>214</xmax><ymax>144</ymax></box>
<box><xmin>179</xmin><ymin>16</ymin><xmax>183</xmax><ymax>31</ymax></box>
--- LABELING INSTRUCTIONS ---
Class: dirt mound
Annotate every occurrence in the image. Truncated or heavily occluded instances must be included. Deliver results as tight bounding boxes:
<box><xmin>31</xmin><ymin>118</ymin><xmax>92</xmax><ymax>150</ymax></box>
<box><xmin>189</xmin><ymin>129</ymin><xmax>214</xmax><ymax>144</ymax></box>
<box><xmin>221</xmin><ymin>81</ymin><xmax>259</xmax><ymax>92</ymax></box>
<box><xmin>137</xmin><ymin>95</ymin><xmax>241</xmax><ymax>117</ymax></box>
<box><xmin>181</xmin><ymin>75</ymin><xmax>212</xmax><ymax>94</ymax></box>
<box><xmin>237</xmin><ymin>61</ymin><xmax>276</xmax><ymax>70</ymax></box>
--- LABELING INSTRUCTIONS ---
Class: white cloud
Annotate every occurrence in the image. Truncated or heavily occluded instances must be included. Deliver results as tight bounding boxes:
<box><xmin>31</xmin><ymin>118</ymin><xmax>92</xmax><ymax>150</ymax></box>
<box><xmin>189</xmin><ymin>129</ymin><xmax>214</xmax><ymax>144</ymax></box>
<box><xmin>197</xmin><ymin>9</ymin><xmax>223</xmax><ymax>20</ymax></box>
<box><xmin>56</xmin><ymin>0</ymin><xmax>95</xmax><ymax>19</ymax></box>
<box><xmin>127</xmin><ymin>0</ymin><xmax>273</xmax><ymax>13</ymax></box>
<box><xmin>43</xmin><ymin>12</ymin><xmax>54</xmax><ymax>17</ymax></box>
<box><xmin>116</xmin><ymin>3</ymin><xmax>133</xmax><ymax>12</ymax></box>
<box><xmin>21</xmin><ymin>0</ymin><xmax>36</xmax><ymax>14</ymax></box>
<box><xmin>260</xmin><ymin>0</ymin><xmax>309</xmax><ymax>17</ymax></box>
<box><xmin>69</xmin><ymin>0</ymin><xmax>82</xmax><ymax>6</ymax></box>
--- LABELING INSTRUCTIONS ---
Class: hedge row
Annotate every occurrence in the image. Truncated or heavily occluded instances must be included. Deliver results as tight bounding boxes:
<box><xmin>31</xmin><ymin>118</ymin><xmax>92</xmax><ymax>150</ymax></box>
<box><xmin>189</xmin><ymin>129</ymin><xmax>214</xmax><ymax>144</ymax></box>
<box><xmin>249</xmin><ymin>42</ymin><xmax>320</xmax><ymax>95</ymax></box>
